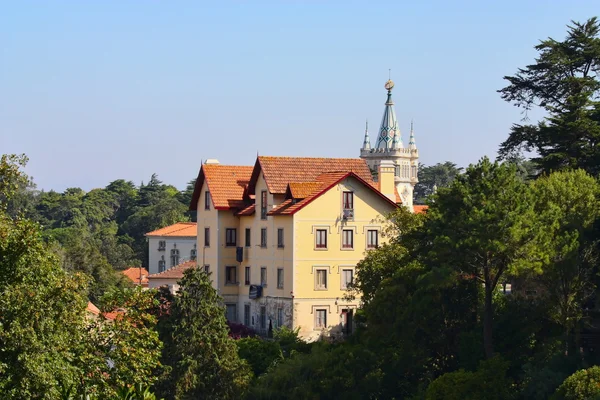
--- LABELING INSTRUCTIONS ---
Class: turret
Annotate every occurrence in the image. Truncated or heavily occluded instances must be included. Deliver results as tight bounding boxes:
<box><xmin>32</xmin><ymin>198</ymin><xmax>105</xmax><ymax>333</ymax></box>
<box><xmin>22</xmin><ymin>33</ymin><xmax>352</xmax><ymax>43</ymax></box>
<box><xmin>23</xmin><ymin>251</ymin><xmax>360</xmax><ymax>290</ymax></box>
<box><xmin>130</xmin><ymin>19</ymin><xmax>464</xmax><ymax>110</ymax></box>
<box><xmin>375</xmin><ymin>79</ymin><xmax>401</xmax><ymax>149</ymax></box>
<box><xmin>362</xmin><ymin>120</ymin><xmax>371</xmax><ymax>150</ymax></box>
<box><xmin>408</xmin><ymin>120</ymin><xmax>417</xmax><ymax>150</ymax></box>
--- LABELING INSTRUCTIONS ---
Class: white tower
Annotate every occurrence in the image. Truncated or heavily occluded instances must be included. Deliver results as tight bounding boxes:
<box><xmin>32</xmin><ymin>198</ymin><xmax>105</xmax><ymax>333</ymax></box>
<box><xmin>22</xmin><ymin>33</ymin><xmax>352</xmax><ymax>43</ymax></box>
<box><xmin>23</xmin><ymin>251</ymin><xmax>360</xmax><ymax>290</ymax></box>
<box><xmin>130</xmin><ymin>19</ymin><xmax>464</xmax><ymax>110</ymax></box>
<box><xmin>360</xmin><ymin>79</ymin><xmax>419</xmax><ymax>210</ymax></box>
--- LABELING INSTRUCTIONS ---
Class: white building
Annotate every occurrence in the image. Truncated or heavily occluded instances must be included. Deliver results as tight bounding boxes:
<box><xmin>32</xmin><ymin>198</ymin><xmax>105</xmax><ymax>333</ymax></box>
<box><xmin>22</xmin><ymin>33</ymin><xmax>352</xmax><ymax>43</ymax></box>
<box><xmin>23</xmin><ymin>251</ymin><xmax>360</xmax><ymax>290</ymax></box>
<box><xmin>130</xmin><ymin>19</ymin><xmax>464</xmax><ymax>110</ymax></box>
<box><xmin>146</xmin><ymin>222</ymin><xmax>197</xmax><ymax>275</ymax></box>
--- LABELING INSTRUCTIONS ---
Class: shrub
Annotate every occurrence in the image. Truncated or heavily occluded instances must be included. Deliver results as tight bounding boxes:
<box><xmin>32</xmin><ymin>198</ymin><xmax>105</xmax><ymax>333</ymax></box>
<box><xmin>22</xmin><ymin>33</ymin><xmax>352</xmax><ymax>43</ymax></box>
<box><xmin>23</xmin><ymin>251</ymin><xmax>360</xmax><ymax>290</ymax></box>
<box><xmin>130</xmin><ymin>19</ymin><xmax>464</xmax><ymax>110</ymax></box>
<box><xmin>553</xmin><ymin>366</ymin><xmax>600</xmax><ymax>400</ymax></box>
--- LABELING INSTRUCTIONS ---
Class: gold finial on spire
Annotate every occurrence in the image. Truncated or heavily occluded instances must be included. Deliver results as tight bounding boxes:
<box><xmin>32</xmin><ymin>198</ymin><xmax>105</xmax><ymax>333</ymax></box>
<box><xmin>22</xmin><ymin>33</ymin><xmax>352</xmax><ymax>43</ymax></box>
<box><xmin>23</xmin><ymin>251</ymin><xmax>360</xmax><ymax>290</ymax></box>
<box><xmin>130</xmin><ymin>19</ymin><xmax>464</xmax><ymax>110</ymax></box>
<box><xmin>385</xmin><ymin>70</ymin><xmax>394</xmax><ymax>91</ymax></box>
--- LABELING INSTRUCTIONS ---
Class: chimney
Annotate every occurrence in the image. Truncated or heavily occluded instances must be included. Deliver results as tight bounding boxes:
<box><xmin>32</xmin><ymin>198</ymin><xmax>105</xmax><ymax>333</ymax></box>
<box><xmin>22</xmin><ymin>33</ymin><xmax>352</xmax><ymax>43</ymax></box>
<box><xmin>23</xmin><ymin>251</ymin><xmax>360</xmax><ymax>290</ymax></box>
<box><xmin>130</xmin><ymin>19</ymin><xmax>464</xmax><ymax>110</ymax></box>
<box><xmin>378</xmin><ymin>161</ymin><xmax>396</xmax><ymax>202</ymax></box>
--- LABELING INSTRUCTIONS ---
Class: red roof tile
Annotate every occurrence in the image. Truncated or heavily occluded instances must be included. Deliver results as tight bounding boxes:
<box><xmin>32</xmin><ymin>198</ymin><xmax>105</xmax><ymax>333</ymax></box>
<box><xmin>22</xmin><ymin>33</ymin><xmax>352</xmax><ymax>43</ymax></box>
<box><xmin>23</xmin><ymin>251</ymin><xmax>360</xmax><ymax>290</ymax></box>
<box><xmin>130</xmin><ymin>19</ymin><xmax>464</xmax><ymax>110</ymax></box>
<box><xmin>413</xmin><ymin>205</ymin><xmax>429</xmax><ymax>214</ymax></box>
<box><xmin>235</xmin><ymin>204</ymin><xmax>255</xmax><ymax>216</ymax></box>
<box><xmin>87</xmin><ymin>301</ymin><xmax>100</xmax><ymax>315</ymax></box>
<box><xmin>287</xmin><ymin>182</ymin><xmax>324</xmax><ymax>199</ymax></box>
<box><xmin>121</xmin><ymin>267</ymin><xmax>149</xmax><ymax>287</ymax></box>
<box><xmin>147</xmin><ymin>260</ymin><xmax>197</xmax><ymax>280</ymax></box>
<box><xmin>190</xmin><ymin>164</ymin><xmax>253</xmax><ymax>210</ymax></box>
<box><xmin>249</xmin><ymin>156</ymin><xmax>374</xmax><ymax>195</ymax></box>
<box><xmin>268</xmin><ymin>171</ymin><xmax>398</xmax><ymax>216</ymax></box>
<box><xmin>146</xmin><ymin>222</ymin><xmax>197</xmax><ymax>237</ymax></box>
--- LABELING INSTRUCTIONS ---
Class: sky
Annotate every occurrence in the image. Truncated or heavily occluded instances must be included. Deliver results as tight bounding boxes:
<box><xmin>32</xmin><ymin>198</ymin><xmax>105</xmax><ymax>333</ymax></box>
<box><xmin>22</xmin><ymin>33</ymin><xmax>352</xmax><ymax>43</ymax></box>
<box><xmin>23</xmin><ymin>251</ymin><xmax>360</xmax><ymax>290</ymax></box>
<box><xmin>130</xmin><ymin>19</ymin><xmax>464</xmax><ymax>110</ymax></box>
<box><xmin>1</xmin><ymin>1</ymin><xmax>598</xmax><ymax>192</ymax></box>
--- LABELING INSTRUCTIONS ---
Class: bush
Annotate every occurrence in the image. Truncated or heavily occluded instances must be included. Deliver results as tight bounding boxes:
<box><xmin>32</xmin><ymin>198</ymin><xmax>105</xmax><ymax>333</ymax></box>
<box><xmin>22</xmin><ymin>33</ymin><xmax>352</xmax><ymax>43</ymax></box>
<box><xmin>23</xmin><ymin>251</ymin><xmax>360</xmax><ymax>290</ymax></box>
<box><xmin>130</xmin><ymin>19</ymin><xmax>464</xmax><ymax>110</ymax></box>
<box><xmin>228</xmin><ymin>321</ymin><xmax>257</xmax><ymax>339</ymax></box>
<box><xmin>237</xmin><ymin>337</ymin><xmax>282</xmax><ymax>377</ymax></box>
<box><xmin>553</xmin><ymin>366</ymin><xmax>600</xmax><ymax>400</ymax></box>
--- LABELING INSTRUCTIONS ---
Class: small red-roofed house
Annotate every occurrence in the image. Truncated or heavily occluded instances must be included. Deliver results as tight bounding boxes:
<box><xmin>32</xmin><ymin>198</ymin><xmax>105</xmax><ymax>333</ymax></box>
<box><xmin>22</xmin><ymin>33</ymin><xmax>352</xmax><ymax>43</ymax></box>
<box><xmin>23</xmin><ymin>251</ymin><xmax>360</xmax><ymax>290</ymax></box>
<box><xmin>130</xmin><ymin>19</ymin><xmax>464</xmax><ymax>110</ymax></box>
<box><xmin>146</xmin><ymin>222</ymin><xmax>198</xmax><ymax>276</ymax></box>
<box><xmin>121</xmin><ymin>267</ymin><xmax>149</xmax><ymax>288</ymax></box>
<box><xmin>147</xmin><ymin>260</ymin><xmax>198</xmax><ymax>293</ymax></box>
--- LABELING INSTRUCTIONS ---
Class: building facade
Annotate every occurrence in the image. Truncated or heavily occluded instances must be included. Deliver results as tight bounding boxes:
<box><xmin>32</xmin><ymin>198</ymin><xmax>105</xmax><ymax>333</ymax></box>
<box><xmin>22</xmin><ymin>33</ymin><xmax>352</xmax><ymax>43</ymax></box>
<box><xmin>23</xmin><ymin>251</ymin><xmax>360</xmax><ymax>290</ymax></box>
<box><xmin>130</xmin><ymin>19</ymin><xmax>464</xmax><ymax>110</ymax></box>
<box><xmin>146</xmin><ymin>222</ymin><xmax>198</xmax><ymax>275</ymax></box>
<box><xmin>190</xmin><ymin>156</ymin><xmax>400</xmax><ymax>340</ymax></box>
<box><xmin>360</xmin><ymin>79</ymin><xmax>419</xmax><ymax>210</ymax></box>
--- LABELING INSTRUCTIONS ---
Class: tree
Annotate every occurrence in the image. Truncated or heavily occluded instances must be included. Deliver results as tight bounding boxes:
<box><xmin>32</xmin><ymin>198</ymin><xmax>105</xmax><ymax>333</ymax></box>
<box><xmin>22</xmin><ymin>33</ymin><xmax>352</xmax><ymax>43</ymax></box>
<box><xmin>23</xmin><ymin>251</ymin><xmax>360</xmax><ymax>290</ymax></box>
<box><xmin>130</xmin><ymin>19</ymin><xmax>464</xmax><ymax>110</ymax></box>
<box><xmin>0</xmin><ymin>154</ymin><xmax>90</xmax><ymax>398</ymax></box>
<box><xmin>498</xmin><ymin>17</ymin><xmax>600</xmax><ymax>176</ymax></box>
<box><xmin>162</xmin><ymin>266</ymin><xmax>251</xmax><ymax>399</ymax></box>
<box><xmin>423</xmin><ymin>157</ymin><xmax>540</xmax><ymax>359</ymax></box>
<box><xmin>413</xmin><ymin>162</ymin><xmax>463</xmax><ymax>204</ymax></box>
<box><xmin>554</xmin><ymin>366</ymin><xmax>600</xmax><ymax>400</ymax></box>
<box><xmin>531</xmin><ymin>170</ymin><xmax>600</xmax><ymax>354</ymax></box>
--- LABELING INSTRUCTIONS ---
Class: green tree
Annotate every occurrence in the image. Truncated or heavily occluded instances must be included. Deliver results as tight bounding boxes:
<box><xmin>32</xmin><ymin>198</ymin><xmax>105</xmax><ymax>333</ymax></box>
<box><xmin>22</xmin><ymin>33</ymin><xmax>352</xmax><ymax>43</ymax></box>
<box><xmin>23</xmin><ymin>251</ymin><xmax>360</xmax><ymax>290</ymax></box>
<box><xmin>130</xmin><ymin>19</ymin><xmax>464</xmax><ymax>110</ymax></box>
<box><xmin>498</xmin><ymin>17</ymin><xmax>600</xmax><ymax>176</ymax></box>
<box><xmin>553</xmin><ymin>366</ymin><xmax>600</xmax><ymax>400</ymax></box>
<box><xmin>0</xmin><ymin>154</ymin><xmax>90</xmax><ymax>398</ymax></box>
<box><xmin>162</xmin><ymin>266</ymin><xmax>251</xmax><ymax>399</ymax></box>
<box><xmin>532</xmin><ymin>170</ymin><xmax>600</xmax><ymax>354</ymax></box>
<box><xmin>414</xmin><ymin>162</ymin><xmax>463</xmax><ymax>204</ymax></box>
<box><xmin>423</xmin><ymin>157</ymin><xmax>540</xmax><ymax>359</ymax></box>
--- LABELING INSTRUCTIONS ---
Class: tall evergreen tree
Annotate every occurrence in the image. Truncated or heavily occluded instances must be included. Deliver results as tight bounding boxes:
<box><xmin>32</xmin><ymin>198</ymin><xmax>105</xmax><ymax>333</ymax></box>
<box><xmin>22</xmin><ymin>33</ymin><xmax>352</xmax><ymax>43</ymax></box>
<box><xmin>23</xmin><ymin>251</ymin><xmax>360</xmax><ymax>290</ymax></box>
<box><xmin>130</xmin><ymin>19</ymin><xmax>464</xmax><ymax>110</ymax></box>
<box><xmin>498</xmin><ymin>17</ymin><xmax>600</xmax><ymax>176</ymax></box>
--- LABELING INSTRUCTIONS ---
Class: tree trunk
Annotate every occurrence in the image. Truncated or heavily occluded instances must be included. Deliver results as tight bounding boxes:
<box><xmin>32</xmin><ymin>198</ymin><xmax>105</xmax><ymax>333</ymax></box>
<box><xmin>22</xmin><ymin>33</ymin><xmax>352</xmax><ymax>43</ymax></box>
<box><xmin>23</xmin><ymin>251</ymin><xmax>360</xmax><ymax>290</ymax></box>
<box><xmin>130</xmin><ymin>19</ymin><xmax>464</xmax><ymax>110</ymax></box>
<box><xmin>483</xmin><ymin>285</ymin><xmax>494</xmax><ymax>359</ymax></box>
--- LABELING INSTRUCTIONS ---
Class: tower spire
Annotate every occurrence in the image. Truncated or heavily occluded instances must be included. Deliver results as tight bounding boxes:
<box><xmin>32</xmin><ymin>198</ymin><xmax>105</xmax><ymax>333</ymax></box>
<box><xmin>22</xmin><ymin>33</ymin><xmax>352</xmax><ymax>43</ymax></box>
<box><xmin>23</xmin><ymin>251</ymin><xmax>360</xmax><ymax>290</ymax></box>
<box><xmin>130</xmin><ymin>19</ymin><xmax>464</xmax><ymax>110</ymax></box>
<box><xmin>362</xmin><ymin>119</ymin><xmax>371</xmax><ymax>150</ymax></box>
<box><xmin>375</xmin><ymin>78</ymin><xmax>401</xmax><ymax>149</ymax></box>
<box><xmin>408</xmin><ymin>119</ymin><xmax>417</xmax><ymax>150</ymax></box>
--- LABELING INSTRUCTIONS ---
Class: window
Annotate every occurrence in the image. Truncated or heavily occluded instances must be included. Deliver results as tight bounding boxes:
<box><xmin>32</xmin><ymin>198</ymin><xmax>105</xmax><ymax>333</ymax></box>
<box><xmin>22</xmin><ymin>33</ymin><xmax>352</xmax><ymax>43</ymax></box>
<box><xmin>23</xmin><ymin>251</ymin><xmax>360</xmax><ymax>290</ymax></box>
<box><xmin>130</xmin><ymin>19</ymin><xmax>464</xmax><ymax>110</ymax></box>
<box><xmin>343</xmin><ymin>191</ymin><xmax>354</xmax><ymax>209</ymax></box>
<box><xmin>170</xmin><ymin>248</ymin><xmax>180</xmax><ymax>267</ymax></box>
<box><xmin>261</xmin><ymin>190</ymin><xmax>267</xmax><ymax>220</ymax></box>
<box><xmin>342</xmin><ymin>229</ymin><xmax>354</xmax><ymax>249</ymax></box>
<box><xmin>260</xmin><ymin>267</ymin><xmax>267</xmax><ymax>286</ymax></box>
<box><xmin>158</xmin><ymin>240</ymin><xmax>166</xmax><ymax>251</ymax></box>
<box><xmin>277</xmin><ymin>268</ymin><xmax>284</xmax><ymax>289</ymax></box>
<box><xmin>204</xmin><ymin>264</ymin><xmax>210</xmax><ymax>274</ymax></box>
<box><xmin>190</xmin><ymin>245</ymin><xmax>197</xmax><ymax>261</ymax></box>
<box><xmin>315</xmin><ymin>229</ymin><xmax>327</xmax><ymax>249</ymax></box>
<box><xmin>260</xmin><ymin>306</ymin><xmax>266</xmax><ymax>330</ymax></box>
<box><xmin>277</xmin><ymin>308</ymin><xmax>283</xmax><ymax>328</ymax></box>
<box><xmin>244</xmin><ymin>304</ymin><xmax>251</xmax><ymax>326</ymax></box>
<box><xmin>411</xmin><ymin>165</ymin><xmax>417</xmax><ymax>178</ymax></box>
<box><xmin>205</xmin><ymin>191</ymin><xmax>211</xmax><ymax>210</ymax></box>
<box><xmin>315</xmin><ymin>269</ymin><xmax>328</xmax><ymax>290</ymax></box>
<box><xmin>158</xmin><ymin>257</ymin><xmax>166</xmax><ymax>273</ymax></box>
<box><xmin>225</xmin><ymin>304</ymin><xmax>236</xmax><ymax>322</ymax></box>
<box><xmin>260</xmin><ymin>228</ymin><xmax>267</xmax><ymax>248</ymax></box>
<box><xmin>225</xmin><ymin>266</ymin><xmax>237</xmax><ymax>285</ymax></box>
<box><xmin>341</xmin><ymin>269</ymin><xmax>354</xmax><ymax>289</ymax></box>
<box><xmin>277</xmin><ymin>228</ymin><xmax>284</xmax><ymax>248</ymax></box>
<box><xmin>245</xmin><ymin>228</ymin><xmax>251</xmax><ymax>247</ymax></box>
<box><xmin>244</xmin><ymin>266</ymin><xmax>251</xmax><ymax>285</ymax></box>
<box><xmin>225</xmin><ymin>228</ymin><xmax>237</xmax><ymax>247</ymax></box>
<box><xmin>367</xmin><ymin>230</ymin><xmax>379</xmax><ymax>249</ymax></box>
<box><xmin>204</xmin><ymin>227</ymin><xmax>210</xmax><ymax>247</ymax></box>
<box><xmin>315</xmin><ymin>309</ymin><xmax>327</xmax><ymax>329</ymax></box>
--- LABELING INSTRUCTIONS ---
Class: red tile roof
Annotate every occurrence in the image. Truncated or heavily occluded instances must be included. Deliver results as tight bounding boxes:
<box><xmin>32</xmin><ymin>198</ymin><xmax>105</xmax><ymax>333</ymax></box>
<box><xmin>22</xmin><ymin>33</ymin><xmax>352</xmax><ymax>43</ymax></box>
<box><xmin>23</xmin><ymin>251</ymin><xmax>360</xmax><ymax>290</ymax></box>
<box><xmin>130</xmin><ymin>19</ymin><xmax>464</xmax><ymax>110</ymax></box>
<box><xmin>268</xmin><ymin>171</ymin><xmax>398</xmax><ymax>216</ymax></box>
<box><xmin>121</xmin><ymin>267</ymin><xmax>149</xmax><ymax>287</ymax></box>
<box><xmin>146</xmin><ymin>222</ymin><xmax>197</xmax><ymax>237</ymax></box>
<box><xmin>249</xmin><ymin>156</ymin><xmax>374</xmax><ymax>195</ymax></box>
<box><xmin>235</xmin><ymin>204</ymin><xmax>255</xmax><ymax>216</ymax></box>
<box><xmin>413</xmin><ymin>205</ymin><xmax>429</xmax><ymax>214</ymax></box>
<box><xmin>87</xmin><ymin>301</ymin><xmax>100</xmax><ymax>315</ymax></box>
<box><xmin>147</xmin><ymin>260</ymin><xmax>197</xmax><ymax>280</ymax></box>
<box><xmin>190</xmin><ymin>164</ymin><xmax>254</xmax><ymax>210</ymax></box>
<box><xmin>287</xmin><ymin>182</ymin><xmax>324</xmax><ymax>199</ymax></box>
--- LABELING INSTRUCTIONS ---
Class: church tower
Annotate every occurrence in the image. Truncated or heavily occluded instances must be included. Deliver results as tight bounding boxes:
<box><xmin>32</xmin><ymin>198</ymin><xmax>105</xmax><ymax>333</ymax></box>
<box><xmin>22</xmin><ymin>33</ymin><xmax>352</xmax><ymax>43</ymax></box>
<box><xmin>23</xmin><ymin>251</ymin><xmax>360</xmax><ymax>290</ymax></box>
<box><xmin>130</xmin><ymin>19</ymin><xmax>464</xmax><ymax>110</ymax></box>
<box><xmin>360</xmin><ymin>79</ymin><xmax>419</xmax><ymax>210</ymax></box>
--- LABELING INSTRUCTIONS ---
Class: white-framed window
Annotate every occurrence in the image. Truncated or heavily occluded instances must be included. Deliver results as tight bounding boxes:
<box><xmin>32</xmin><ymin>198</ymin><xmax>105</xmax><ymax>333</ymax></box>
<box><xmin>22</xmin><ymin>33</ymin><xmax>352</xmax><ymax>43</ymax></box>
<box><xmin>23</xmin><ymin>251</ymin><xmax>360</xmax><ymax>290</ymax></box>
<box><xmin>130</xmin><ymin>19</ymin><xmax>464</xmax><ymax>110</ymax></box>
<box><xmin>225</xmin><ymin>228</ymin><xmax>237</xmax><ymax>247</ymax></box>
<box><xmin>170</xmin><ymin>248</ymin><xmax>180</xmax><ymax>267</ymax></box>
<box><xmin>315</xmin><ymin>229</ymin><xmax>327</xmax><ymax>249</ymax></box>
<box><xmin>158</xmin><ymin>240</ymin><xmax>166</xmax><ymax>251</ymax></box>
<box><xmin>205</xmin><ymin>191</ymin><xmax>211</xmax><ymax>210</ymax></box>
<box><xmin>260</xmin><ymin>228</ymin><xmax>267</xmax><ymax>248</ymax></box>
<box><xmin>341</xmin><ymin>269</ymin><xmax>354</xmax><ymax>290</ymax></box>
<box><xmin>204</xmin><ymin>227</ymin><xmax>210</xmax><ymax>247</ymax></box>
<box><xmin>342</xmin><ymin>229</ymin><xmax>354</xmax><ymax>249</ymax></box>
<box><xmin>277</xmin><ymin>228</ymin><xmax>284</xmax><ymax>248</ymax></box>
<box><xmin>244</xmin><ymin>304</ymin><xmax>251</xmax><ymax>326</ymax></box>
<box><xmin>367</xmin><ymin>229</ymin><xmax>379</xmax><ymax>249</ymax></box>
<box><xmin>260</xmin><ymin>267</ymin><xmax>267</xmax><ymax>286</ymax></box>
<box><xmin>244</xmin><ymin>266</ymin><xmax>251</xmax><ymax>285</ymax></box>
<box><xmin>204</xmin><ymin>264</ymin><xmax>210</xmax><ymax>274</ymax></box>
<box><xmin>225</xmin><ymin>266</ymin><xmax>237</xmax><ymax>285</ymax></box>
<box><xmin>277</xmin><ymin>308</ymin><xmax>283</xmax><ymax>328</ymax></box>
<box><xmin>245</xmin><ymin>228</ymin><xmax>251</xmax><ymax>247</ymax></box>
<box><xmin>277</xmin><ymin>268</ymin><xmax>284</xmax><ymax>289</ymax></box>
<box><xmin>315</xmin><ymin>309</ymin><xmax>327</xmax><ymax>329</ymax></box>
<box><xmin>315</xmin><ymin>269</ymin><xmax>328</xmax><ymax>290</ymax></box>
<box><xmin>225</xmin><ymin>303</ymin><xmax>237</xmax><ymax>322</ymax></box>
<box><xmin>343</xmin><ymin>191</ymin><xmax>354</xmax><ymax>209</ymax></box>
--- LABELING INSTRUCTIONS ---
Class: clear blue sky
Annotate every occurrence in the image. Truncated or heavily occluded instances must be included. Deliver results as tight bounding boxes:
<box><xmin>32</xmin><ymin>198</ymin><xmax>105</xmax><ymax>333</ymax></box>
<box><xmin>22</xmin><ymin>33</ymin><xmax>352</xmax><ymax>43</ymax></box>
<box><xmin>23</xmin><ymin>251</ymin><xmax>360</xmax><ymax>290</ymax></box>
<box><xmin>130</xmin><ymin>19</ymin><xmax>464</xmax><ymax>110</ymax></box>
<box><xmin>1</xmin><ymin>1</ymin><xmax>598</xmax><ymax>192</ymax></box>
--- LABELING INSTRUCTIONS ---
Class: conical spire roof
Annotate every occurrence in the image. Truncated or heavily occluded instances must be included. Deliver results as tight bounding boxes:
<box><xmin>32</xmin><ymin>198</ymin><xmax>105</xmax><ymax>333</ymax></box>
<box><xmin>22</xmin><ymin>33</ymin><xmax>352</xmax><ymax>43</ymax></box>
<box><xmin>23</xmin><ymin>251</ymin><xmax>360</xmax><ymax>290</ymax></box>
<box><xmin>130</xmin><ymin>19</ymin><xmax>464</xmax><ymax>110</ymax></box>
<box><xmin>362</xmin><ymin>120</ymin><xmax>371</xmax><ymax>150</ymax></box>
<box><xmin>375</xmin><ymin>79</ymin><xmax>401</xmax><ymax>149</ymax></box>
<box><xmin>408</xmin><ymin>120</ymin><xmax>417</xmax><ymax>150</ymax></box>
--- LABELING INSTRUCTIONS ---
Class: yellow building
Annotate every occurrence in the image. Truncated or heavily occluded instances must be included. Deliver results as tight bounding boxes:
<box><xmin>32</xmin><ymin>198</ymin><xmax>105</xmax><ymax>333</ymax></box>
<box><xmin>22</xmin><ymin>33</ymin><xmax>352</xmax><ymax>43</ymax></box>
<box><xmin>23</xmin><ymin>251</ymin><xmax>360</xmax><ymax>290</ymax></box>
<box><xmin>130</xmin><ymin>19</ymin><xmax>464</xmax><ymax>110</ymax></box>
<box><xmin>190</xmin><ymin>156</ymin><xmax>405</xmax><ymax>340</ymax></box>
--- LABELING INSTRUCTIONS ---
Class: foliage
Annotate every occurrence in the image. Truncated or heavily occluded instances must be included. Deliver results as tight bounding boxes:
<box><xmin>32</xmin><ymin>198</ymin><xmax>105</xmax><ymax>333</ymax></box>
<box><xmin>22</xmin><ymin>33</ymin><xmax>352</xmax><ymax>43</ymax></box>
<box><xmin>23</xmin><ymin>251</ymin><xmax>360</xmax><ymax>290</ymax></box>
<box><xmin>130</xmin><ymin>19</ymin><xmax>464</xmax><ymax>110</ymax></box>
<box><xmin>413</xmin><ymin>161</ymin><xmax>463</xmax><ymax>204</ymax></box>
<box><xmin>237</xmin><ymin>337</ymin><xmax>282</xmax><ymax>377</ymax></box>
<box><xmin>160</xmin><ymin>266</ymin><xmax>251</xmax><ymax>399</ymax></box>
<box><xmin>425</xmin><ymin>356</ymin><xmax>512</xmax><ymax>400</ymax></box>
<box><xmin>498</xmin><ymin>17</ymin><xmax>600</xmax><ymax>177</ymax></box>
<box><xmin>228</xmin><ymin>321</ymin><xmax>257</xmax><ymax>339</ymax></box>
<box><xmin>553</xmin><ymin>366</ymin><xmax>600</xmax><ymax>400</ymax></box>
